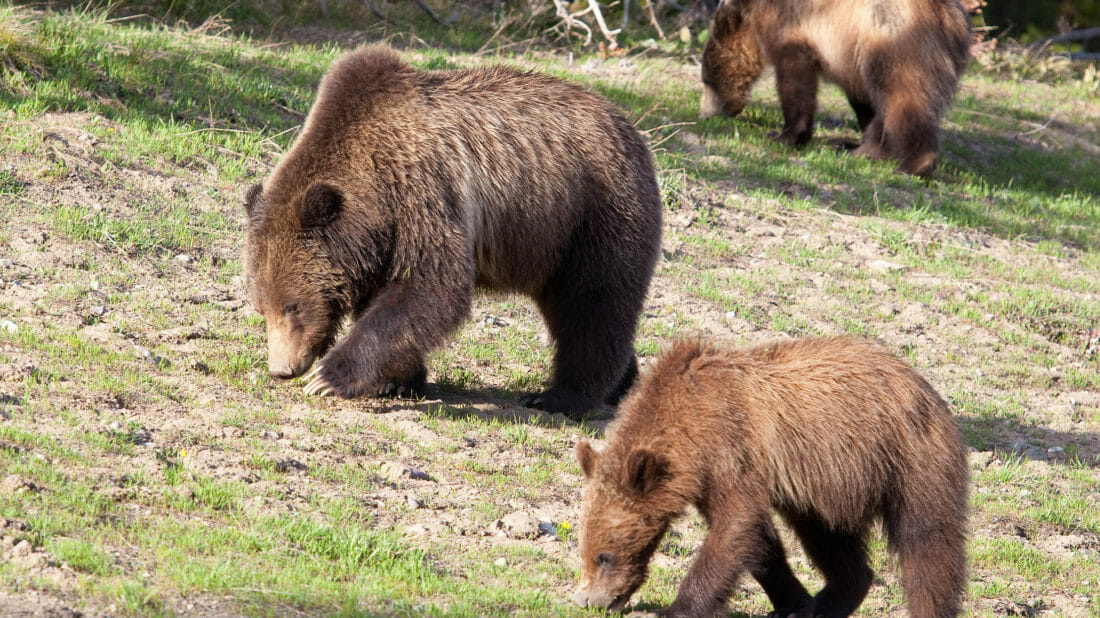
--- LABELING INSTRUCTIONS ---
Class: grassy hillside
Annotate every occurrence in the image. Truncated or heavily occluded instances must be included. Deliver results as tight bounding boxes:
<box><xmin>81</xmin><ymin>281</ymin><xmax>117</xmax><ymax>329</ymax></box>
<box><xmin>0</xmin><ymin>4</ymin><xmax>1098</xmax><ymax>616</ymax></box>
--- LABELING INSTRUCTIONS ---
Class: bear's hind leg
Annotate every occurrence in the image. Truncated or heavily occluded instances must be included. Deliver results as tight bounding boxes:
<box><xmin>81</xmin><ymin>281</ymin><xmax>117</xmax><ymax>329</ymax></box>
<box><xmin>528</xmin><ymin>271</ymin><xmax>642</xmax><ymax>419</ymax></box>
<box><xmin>772</xmin><ymin>43</ymin><xmax>821</xmax><ymax>147</ymax></box>
<box><xmin>884</xmin><ymin>498</ymin><xmax>967</xmax><ymax>617</ymax></box>
<box><xmin>786</xmin><ymin>514</ymin><xmax>873</xmax><ymax>617</ymax></box>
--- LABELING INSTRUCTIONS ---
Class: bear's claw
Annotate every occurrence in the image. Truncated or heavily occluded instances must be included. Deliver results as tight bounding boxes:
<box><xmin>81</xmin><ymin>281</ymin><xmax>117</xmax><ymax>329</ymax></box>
<box><xmin>304</xmin><ymin>370</ymin><xmax>334</xmax><ymax>397</ymax></box>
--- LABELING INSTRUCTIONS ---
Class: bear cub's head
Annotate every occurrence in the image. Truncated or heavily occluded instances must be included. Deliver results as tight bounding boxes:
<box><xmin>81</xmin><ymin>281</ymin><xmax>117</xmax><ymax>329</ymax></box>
<box><xmin>242</xmin><ymin>180</ymin><xmax>393</xmax><ymax>379</ymax></box>
<box><xmin>699</xmin><ymin>0</ymin><xmax>765</xmax><ymax>119</ymax></box>
<box><xmin>572</xmin><ymin>439</ymin><xmax>679</xmax><ymax>610</ymax></box>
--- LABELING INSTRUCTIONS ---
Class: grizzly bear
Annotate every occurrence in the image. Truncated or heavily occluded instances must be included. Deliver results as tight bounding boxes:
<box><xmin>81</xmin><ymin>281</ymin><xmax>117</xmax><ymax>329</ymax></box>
<box><xmin>242</xmin><ymin>46</ymin><xmax>662</xmax><ymax>417</ymax></box>
<box><xmin>572</xmin><ymin>336</ymin><xmax>969</xmax><ymax>617</ymax></box>
<box><xmin>700</xmin><ymin>0</ymin><xmax>971</xmax><ymax>177</ymax></box>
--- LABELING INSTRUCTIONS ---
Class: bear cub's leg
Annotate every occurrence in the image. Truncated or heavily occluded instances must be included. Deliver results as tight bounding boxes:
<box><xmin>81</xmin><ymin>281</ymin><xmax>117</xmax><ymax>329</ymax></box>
<box><xmin>785</xmin><ymin>513</ymin><xmax>874</xmax><ymax>617</ymax></box>
<box><xmin>845</xmin><ymin>93</ymin><xmax>876</xmax><ymax>134</ymax></box>
<box><xmin>750</xmin><ymin>522</ymin><xmax>814</xmax><ymax>618</ymax></box>
<box><xmin>772</xmin><ymin>43</ymin><xmax>821</xmax><ymax>147</ymax></box>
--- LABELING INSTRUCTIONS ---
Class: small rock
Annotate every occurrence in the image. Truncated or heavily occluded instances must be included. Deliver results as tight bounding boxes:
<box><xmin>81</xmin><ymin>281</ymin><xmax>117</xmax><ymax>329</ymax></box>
<box><xmin>261</xmin><ymin>429</ymin><xmax>282</xmax><ymax>440</ymax></box>
<box><xmin>968</xmin><ymin>451</ymin><xmax>994</xmax><ymax>469</ymax></box>
<box><xmin>88</xmin><ymin>305</ymin><xmax>107</xmax><ymax>317</ymax></box>
<box><xmin>174</xmin><ymin>254</ymin><xmax>193</xmax><ymax>264</ymax></box>
<box><xmin>867</xmin><ymin>259</ymin><xmax>906</xmax><ymax>273</ymax></box>
<box><xmin>496</xmin><ymin>511</ymin><xmax>542</xmax><ymax>539</ymax></box>
<box><xmin>0</xmin><ymin>259</ymin><xmax>11</xmax><ymax>268</ymax></box>
<box><xmin>1047</xmin><ymin>446</ymin><xmax>1065</xmax><ymax>459</ymax></box>
<box><xmin>494</xmin><ymin>557</ymin><xmax>507</xmax><ymax>567</ymax></box>
<box><xmin>0</xmin><ymin>320</ymin><xmax>16</xmax><ymax>334</ymax></box>
<box><xmin>381</xmin><ymin>462</ymin><xmax>431</xmax><ymax>483</ymax></box>
<box><xmin>12</xmin><ymin>539</ymin><xmax>32</xmax><ymax>557</ymax></box>
<box><xmin>2</xmin><ymin>475</ymin><xmax>35</xmax><ymax>494</ymax></box>
<box><xmin>406</xmin><ymin>494</ymin><xmax>423</xmax><ymax>509</ymax></box>
<box><xmin>274</xmin><ymin>459</ymin><xmax>306</xmax><ymax>473</ymax></box>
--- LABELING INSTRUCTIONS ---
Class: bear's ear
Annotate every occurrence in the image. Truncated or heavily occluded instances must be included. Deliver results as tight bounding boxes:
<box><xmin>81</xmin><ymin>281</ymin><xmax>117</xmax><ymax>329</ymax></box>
<box><xmin>300</xmin><ymin>182</ymin><xmax>344</xmax><ymax>230</ymax></box>
<box><xmin>711</xmin><ymin>0</ymin><xmax>745</xmax><ymax>39</ymax></box>
<box><xmin>575</xmin><ymin>440</ymin><xmax>600</xmax><ymax>479</ymax></box>
<box><xmin>243</xmin><ymin>183</ymin><xmax>264</xmax><ymax>223</ymax></box>
<box><xmin>621</xmin><ymin>448</ymin><xmax>671</xmax><ymax>498</ymax></box>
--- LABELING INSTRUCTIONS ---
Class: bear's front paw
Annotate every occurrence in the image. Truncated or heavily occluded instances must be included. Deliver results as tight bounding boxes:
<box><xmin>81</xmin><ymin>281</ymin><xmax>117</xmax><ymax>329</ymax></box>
<box><xmin>376</xmin><ymin>365</ymin><xmax>427</xmax><ymax>399</ymax></box>
<box><xmin>302</xmin><ymin>348</ymin><xmax>370</xmax><ymax>398</ymax></box>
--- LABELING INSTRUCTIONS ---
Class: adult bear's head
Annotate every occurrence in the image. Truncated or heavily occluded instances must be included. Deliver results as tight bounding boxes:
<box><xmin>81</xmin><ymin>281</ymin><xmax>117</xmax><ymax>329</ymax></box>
<box><xmin>242</xmin><ymin>180</ymin><xmax>394</xmax><ymax>378</ymax></box>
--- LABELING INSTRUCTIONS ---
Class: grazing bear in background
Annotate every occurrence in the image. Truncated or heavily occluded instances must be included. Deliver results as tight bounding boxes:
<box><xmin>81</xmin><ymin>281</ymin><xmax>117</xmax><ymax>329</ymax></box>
<box><xmin>572</xmin><ymin>336</ymin><xmax>969</xmax><ymax>617</ymax></box>
<box><xmin>700</xmin><ymin>0</ymin><xmax>971</xmax><ymax>177</ymax></box>
<box><xmin>242</xmin><ymin>46</ymin><xmax>662</xmax><ymax>418</ymax></box>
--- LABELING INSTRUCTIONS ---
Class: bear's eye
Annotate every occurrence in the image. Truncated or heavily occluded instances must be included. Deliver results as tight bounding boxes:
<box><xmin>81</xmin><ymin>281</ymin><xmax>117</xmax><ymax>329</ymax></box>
<box><xmin>283</xmin><ymin>302</ymin><xmax>300</xmax><ymax>317</ymax></box>
<box><xmin>596</xmin><ymin>553</ymin><xmax>614</xmax><ymax>569</ymax></box>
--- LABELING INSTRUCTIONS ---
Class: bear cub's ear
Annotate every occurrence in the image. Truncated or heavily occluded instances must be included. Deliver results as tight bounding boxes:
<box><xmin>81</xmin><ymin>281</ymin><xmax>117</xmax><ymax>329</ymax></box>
<box><xmin>575</xmin><ymin>440</ymin><xmax>599</xmax><ymax>479</ymax></box>
<box><xmin>301</xmin><ymin>181</ymin><xmax>344</xmax><ymax>229</ymax></box>
<box><xmin>621</xmin><ymin>448</ymin><xmax>671</xmax><ymax>498</ymax></box>
<box><xmin>712</xmin><ymin>0</ymin><xmax>746</xmax><ymax>37</ymax></box>
<box><xmin>243</xmin><ymin>183</ymin><xmax>264</xmax><ymax>222</ymax></box>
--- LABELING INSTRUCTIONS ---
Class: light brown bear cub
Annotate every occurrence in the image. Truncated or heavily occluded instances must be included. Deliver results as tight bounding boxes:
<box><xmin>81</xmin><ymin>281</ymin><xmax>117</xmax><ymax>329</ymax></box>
<box><xmin>700</xmin><ymin>0</ymin><xmax>970</xmax><ymax>177</ymax></box>
<box><xmin>573</xmin><ymin>337</ymin><xmax>968</xmax><ymax>617</ymax></box>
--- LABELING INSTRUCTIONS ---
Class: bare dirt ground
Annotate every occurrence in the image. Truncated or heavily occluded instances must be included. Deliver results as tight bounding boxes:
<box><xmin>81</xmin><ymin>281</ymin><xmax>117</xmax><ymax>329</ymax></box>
<box><xmin>1</xmin><ymin>50</ymin><xmax>1098</xmax><ymax>617</ymax></box>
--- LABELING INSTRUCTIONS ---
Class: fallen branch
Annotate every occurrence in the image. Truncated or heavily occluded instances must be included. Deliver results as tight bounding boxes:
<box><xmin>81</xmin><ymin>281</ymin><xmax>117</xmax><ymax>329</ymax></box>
<box><xmin>586</xmin><ymin>0</ymin><xmax>622</xmax><ymax>48</ymax></box>
<box><xmin>1029</xmin><ymin>26</ymin><xmax>1100</xmax><ymax>51</ymax></box>
<box><xmin>361</xmin><ymin>0</ymin><xmax>394</xmax><ymax>25</ymax></box>
<box><xmin>412</xmin><ymin>0</ymin><xmax>442</xmax><ymax>25</ymax></box>
<box><xmin>645</xmin><ymin>0</ymin><xmax>666</xmax><ymax>39</ymax></box>
<box><xmin>550</xmin><ymin>0</ymin><xmax>593</xmax><ymax>45</ymax></box>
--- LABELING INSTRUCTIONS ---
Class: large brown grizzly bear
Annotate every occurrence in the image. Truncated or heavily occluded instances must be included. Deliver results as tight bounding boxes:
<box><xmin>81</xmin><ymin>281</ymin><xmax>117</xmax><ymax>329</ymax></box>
<box><xmin>242</xmin><ymin>46</ymin><xmax>661</xmax><ymax>417</ymax></box>
<box><xmin>700</xmin><ymin>0</ymin><xmax>971</xmax><ymax>177</ymax></box>
<box><xmin>572</xmin><ymin>336</ymin><xmax>969</xmax><ymax>617</ymax></box>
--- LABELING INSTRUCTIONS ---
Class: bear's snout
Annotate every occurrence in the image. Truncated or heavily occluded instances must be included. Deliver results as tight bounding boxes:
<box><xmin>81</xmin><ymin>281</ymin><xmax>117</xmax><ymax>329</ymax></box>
<box><xmin>700</xmin><ymin>84</ymin><xmax>726</xmax><ymax>119</ymax></box>
<box><xmin>571</xmin><ymin>586</ymin><xmax>618</xmax><ymax>609</ymax></box>
<box><xmin>265</xmin><ymin>323</ymin><xmax>315</xmax><ymax>378</ymax></box>
<box><xmin>268</xmin><ymin>355</ymin><xmax>313</xmax><ymax>379</ymax></box>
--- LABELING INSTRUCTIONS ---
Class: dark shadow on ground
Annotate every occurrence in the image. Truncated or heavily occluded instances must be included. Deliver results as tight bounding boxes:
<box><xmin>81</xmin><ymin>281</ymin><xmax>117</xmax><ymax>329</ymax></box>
<box><xmin>957</xmin><ymin>414</ymin><xmax>1100</xmax><ymax>468</ymax></box>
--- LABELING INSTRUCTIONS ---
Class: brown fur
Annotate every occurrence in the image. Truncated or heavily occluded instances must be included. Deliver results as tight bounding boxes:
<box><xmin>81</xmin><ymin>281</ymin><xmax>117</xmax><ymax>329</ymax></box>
<box><xmin>243</xmin><ymin>46</ymin><xmax>662</xmax><ymax>417</ymax></box>
<box><xmin>700</xmin><ymin>0</ymin><xmax>971</xmax><ymax>177</ymax></box>
<box><xmin>573</xmin><ymin>336</ymin><xmax>969</xmax><ymax>617</ymax></box>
